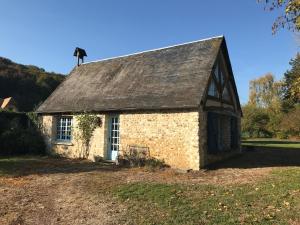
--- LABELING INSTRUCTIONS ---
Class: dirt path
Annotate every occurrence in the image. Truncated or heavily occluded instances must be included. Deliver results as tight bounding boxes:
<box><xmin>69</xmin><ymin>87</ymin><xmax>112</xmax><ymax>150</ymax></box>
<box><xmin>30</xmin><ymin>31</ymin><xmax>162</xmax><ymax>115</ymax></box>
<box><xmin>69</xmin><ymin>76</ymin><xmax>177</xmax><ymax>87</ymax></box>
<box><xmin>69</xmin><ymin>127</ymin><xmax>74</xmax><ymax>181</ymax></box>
<box><xmin>0</xmin><ymin>172</ymin><xmax>125</xmax><ymax>225</ymax></box>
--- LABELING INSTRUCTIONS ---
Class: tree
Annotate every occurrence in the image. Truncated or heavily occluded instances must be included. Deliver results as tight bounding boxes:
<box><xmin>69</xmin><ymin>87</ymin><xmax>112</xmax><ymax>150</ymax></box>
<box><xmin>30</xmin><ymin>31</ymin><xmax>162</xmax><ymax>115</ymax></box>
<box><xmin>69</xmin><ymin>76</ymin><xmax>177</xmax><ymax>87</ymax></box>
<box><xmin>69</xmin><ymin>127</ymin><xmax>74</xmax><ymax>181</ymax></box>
<box><xmin>258</xmin><ymin>0</ymin><xmax>300</xmax><ymax>33</ymax></box>
<box><xmin>249</xmin><ymin>73</ymin><xmax>284</xmax><ymax>112</ymax></box>
<box><xmin>244</xmin><ymin>56</ymin><xmax>300</xmax><ymax>139</ymax></box>
<box><xmin>283</xmin><ymin>53</ymin><xmax>300</xmax><ymax>106</ymax></box>
<box><xmin>247</xmin><ymin>74</ymin><xmax>284</xmax><ymax>137</ymax></box>
<box><xmin>242</xmin><ymin>104</ymin><xmax>271</xmax><ymax>138</ymax></box>
<box><xmin>0</xmin><ymin>57</ymin><xmax>64</xmax><ymax>112</ymax></box>
<box><xmin>280</xmin><ymin>105</ymin><xmax>300</xmax><ymax>137</ymax></box>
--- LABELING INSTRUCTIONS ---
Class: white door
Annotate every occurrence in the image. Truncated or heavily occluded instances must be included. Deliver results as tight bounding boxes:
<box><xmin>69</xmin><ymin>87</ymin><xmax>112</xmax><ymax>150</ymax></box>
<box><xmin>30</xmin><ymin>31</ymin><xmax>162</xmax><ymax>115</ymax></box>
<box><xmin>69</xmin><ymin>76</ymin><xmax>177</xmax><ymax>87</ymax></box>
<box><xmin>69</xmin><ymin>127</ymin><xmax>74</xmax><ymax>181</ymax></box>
<box><xmin>107</xmin><ymin>115</ymin><xmax>119</xmax><ymax>160</ymax></box>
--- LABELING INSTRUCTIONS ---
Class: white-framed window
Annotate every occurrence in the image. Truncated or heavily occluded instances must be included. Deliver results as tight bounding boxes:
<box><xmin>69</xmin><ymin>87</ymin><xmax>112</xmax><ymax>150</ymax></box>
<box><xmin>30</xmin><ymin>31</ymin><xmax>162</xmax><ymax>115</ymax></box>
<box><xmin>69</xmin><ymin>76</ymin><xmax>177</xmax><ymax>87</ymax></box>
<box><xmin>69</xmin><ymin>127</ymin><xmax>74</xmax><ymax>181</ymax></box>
<box><xmin>56</xmin><ymin>116</ymin><xmax>73</xmax><ymax>142</ymax></box>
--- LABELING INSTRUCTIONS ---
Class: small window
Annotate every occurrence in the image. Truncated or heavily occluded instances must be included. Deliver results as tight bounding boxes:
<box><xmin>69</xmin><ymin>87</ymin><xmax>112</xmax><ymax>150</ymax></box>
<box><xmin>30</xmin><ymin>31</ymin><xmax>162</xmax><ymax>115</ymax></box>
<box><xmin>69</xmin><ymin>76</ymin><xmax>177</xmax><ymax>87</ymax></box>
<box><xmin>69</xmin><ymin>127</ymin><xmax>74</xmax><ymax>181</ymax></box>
<box><xmin>220</xmin><ymin>70</ymin><xmax>225</xmax><ymax>86</ymax></box>
<box><xmin>214</xmin><ymin>64</ymin><xmax>219</xmax><ymax>83</ymax></box>
<box><xmin>214</xmin><ymin>63</ymin><xmax>226</xmax><ymax>86</ymax></box>
<box><xmin>222</xmin><ymin>85</ymin><xmax>231</xmax><ymax>101</ymax></box>
<box><xmin>56</xmin><ymin>117</ymin><xmax>73</xmax><ymax>142</ymax></box>
<box><xmin>208</xmin><ymin>79</ymin><xmax>219</xmax><ymax>97</ymax></box>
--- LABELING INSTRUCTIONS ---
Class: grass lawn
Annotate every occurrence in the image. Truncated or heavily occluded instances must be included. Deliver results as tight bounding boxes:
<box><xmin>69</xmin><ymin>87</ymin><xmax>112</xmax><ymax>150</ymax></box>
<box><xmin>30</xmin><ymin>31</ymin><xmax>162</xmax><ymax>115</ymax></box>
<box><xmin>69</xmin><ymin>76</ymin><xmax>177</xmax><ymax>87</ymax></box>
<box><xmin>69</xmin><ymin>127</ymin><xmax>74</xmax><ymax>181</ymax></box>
<box><xmin>242</xmin><ymin>138</ymin><xmax>300</xmax><ymax>149</ymax></box>
<box><xmin>115</xmin><ymin>169</ymin><xmax>300</xmax><ymax>225</ymax></box>
<box><xmin>0</xmin><ymin>156</ymin><xmax>45</xmax><ymax>177</ymax></box>
<box><xmin>0</xmin><ymin>151</ymin><xmax>299</xmax><ymax>225</ymax></box>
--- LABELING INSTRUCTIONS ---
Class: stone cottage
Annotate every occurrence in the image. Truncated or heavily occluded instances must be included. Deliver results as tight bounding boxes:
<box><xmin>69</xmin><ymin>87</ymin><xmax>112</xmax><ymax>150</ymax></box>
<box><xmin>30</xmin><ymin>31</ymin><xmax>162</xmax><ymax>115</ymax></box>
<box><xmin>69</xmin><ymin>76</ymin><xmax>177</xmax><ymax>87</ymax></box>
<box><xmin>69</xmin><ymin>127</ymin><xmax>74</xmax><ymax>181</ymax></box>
<box><xmin>37</xmin><ymin>36</ymin><xmax>242</xmax><ymax>170</ymax></box>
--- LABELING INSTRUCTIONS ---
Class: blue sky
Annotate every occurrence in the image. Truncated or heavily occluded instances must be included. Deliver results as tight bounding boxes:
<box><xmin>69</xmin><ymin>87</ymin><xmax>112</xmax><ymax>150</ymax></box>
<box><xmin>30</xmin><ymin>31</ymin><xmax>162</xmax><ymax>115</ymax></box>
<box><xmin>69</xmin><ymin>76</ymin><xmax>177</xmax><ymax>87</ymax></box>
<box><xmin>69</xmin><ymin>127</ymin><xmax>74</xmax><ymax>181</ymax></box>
<box><xmin>0</xmin><ymin>0</ymin><xmax>298</xmax><ymax>104</ymax></box>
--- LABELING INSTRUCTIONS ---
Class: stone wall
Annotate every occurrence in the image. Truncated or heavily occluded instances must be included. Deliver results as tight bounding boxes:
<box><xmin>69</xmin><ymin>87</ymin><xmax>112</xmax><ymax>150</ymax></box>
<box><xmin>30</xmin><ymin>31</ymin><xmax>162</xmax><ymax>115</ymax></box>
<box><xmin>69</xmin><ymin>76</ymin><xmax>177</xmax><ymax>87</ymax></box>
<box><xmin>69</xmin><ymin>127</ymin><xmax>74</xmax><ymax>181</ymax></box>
<box><xmin>41</xmin><ymin>114</ymin><xmax>108</xmax><ymax>161</ymax></box>
<box><xmin>40</xmin><ymin>109</ymin><xmax>240</xmax><ymax>170</ymax></box>
<box><xmin>119</xmin><ymin>111</ymin><xmax>200</xmax><ymax>170</ymax></box>
<box><xmin>40</xmin><ymin>110</ymin><xmax>200</xmax><ymax>170</ymax></box>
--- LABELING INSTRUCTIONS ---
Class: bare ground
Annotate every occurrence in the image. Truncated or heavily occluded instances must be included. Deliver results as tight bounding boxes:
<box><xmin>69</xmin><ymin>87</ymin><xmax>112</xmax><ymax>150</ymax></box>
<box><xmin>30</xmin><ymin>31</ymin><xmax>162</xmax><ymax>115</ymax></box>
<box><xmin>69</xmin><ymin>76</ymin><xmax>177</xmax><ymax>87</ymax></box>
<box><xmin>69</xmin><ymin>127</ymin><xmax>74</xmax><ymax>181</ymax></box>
<box><xmin>0</xmin><ymin>147</ymin><xmax>299</xmax><ymax>225</ymax></box>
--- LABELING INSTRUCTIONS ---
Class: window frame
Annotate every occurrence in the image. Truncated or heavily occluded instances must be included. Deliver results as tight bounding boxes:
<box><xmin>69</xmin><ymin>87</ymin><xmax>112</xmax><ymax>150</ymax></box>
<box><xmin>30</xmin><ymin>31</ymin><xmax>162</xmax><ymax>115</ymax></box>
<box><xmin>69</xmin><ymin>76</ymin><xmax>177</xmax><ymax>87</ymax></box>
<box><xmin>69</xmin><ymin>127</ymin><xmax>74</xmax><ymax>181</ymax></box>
<box><xmin>207</xmin><ymin>76</ymin><xmax>219</xmax><ymax>98</ymax></box>
<box><xmin>222</xmin><ymin>83</ymin><xmax>231</xmax><ymax>102</ymax></box>
<box><xmin>56</xmin><ymin>116</ymin><xmax>73</xmax><ymax>142</ymax></box>
<box><xmin>109</xmin><ymin>115</ymin><xmax>120</xmax><ymax>152</ymax></box>
<box><xmin>206</xmin><ymin>56</ymin><xmax>234</xmax><ymax>106</ymax></box>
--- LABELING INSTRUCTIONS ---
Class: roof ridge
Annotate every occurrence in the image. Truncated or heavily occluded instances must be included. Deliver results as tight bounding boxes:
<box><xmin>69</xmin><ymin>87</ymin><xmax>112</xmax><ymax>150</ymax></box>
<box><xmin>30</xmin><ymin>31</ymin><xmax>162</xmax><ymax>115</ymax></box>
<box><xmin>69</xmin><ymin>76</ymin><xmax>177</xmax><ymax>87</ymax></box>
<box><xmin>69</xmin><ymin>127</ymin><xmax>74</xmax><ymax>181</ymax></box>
<box><xmin>82</xmin><ymin>35</ymin><xmax>224</xmax><ymax>65</ymax></box>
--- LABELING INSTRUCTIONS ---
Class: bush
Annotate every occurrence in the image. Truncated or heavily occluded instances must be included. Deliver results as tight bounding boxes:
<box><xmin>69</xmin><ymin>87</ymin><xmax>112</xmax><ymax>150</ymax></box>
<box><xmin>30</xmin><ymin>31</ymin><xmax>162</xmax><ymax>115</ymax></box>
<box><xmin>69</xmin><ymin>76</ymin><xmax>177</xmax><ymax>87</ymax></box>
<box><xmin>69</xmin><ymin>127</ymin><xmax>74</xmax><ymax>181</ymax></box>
<box><xmin>0</xmin><ymin>127</ymin><xmax>46</xmax><ymax>156</ymax></box>
<box><xmin>242</xmin><ymin>104</ymin><xmax>271</xmax><ymax>138</ymax></box>
<box><xmin>144</xmin><ymin>158</ymin><xmax>166</xmax><ymax>170</ymax></box>
<box><xmin>117</xmin><ymin>151</ymin><xmax>167</xmax><ymax>169</ymax></box>
<box><xmin>0</xmin><ymin>116</ymin><xmax>10</xmax><ymax>133</ymax></box>
<box><xmin>0</xmin><ymin>112</ymin><xmax>46</xmax><ymax>156</ymax></box>
<box><xmin>275</xmin><ymin>131</ymin><xmax>289</xmax><ymax>139</ymax></box>
<box><xmin>280</xmin><ymin>105</ymin><xmax>300</xmax><ymax>137</ymax></box>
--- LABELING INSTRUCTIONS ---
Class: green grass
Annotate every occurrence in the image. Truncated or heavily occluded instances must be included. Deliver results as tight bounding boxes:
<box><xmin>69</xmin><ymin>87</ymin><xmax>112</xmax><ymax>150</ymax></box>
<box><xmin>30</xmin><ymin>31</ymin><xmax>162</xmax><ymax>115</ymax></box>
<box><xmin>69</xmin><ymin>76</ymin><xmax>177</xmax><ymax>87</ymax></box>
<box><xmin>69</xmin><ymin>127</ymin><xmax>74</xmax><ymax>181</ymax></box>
<box><xmin>115</xmin><ymin>169</ymin><xmax>300</xmax><ymax>225</ymax></box>
<box><xmin>0</xmin><ymin>155</ymin><xmax>113</xmax><ymax>177</ymax></box>
<box><xmin>242</xmin><ymin>138</ymin><xmax>300</xmax><ymax>149</ymax></box>
<box><xmin>0</xmin><ymin>156</ymin><xmax>44</xmax><ymax>177</ymax></box>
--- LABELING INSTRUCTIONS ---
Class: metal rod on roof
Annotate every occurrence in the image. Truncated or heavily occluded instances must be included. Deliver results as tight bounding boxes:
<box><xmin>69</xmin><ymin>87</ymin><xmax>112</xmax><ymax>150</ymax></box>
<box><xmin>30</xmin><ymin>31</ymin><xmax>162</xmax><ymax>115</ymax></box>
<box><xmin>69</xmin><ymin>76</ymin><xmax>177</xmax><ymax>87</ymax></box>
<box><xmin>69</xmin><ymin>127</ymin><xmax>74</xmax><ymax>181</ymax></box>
<box><xmin>77</xmin><ymin>52</ymin><xmax>80</xmax><ymax>66</ymax></box>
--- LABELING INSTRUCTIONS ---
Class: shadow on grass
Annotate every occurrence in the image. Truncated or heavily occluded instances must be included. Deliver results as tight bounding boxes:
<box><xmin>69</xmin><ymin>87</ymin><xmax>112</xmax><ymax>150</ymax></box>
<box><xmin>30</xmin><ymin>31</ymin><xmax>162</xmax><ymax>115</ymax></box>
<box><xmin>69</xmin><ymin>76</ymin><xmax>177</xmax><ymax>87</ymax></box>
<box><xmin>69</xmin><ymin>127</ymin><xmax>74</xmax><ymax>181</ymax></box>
<box><xmin>2</xmin><ymin>146</ymin><xmax>300</xmax><ymax>177</ymax></box>
<box><xmin>208</xmin><ymin>147</ymin><xmax>300</xmax><ymax>169</ymax></box>
<box><xmin>242</xmin><ymin>140</ymin><xmax>300</xmax><ymax>145</ymax></box>
<box><xmin>0</xmin><ymin>156</ymin><xmax>124</xmax><ymax>177</ymax></box>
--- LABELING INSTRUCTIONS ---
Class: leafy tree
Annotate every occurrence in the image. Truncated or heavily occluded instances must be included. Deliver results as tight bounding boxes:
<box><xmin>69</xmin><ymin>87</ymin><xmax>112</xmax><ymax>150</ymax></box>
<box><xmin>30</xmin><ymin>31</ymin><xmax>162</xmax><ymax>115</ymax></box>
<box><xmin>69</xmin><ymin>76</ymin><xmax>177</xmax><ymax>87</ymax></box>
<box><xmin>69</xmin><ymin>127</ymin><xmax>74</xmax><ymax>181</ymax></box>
<box><xmin>249</xmin><ymin>73</ymin><xmax>284</xmax><ymax>112</ymax></box>
<box><xmin>282</xmin><ymin>53</ymin><xmax>300</xmax><ymax>106</ymax></box>
<box><xmin>242</xmin><ymin>104</ymin><xmax>271</xmax><ymax>138</ymax></box>
<box><xmin>246</xmin><ymin>74</ymin><xmax>284</xmax><ymax>137</ymax></box>
<box><xmin>280</xmin><ymin>105</ymin><xmax>300</xmax><ymax>137</ymax></box>
<box><xmin>258</xmin><ymin>0</ymin><xmax>300</xmax><ymax>33</ymax></box>
<box><xmin>0</xmin><ymin>57</ymin><xmax>64</xmax><ymax>112</ymax></box>
<box><xmin>243</xmin><ymin>56</ymin><xmax>300</xmax><ymax>139</ymax></box>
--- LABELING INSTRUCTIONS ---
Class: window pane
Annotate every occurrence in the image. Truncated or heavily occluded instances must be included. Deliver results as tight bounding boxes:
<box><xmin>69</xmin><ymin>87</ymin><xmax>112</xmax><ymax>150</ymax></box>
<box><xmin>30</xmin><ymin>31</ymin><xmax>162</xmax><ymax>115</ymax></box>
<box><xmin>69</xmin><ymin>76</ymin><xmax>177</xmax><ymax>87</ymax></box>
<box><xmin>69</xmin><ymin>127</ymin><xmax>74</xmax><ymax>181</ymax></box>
<box><xmin>222</xmin><ymin>85</ymin><xmax>231</xmax><ymax>101</ymax></box>
<box><xmin>208</xmin><ymin>79</ymin><xmax>219</xmax><ymax>97</ymax></box>
<box><xmin>214</xmin><ymin>64</ymin><xmax>219</xmax><ymax>83</ymax></box>
<box><xmin>109</xmin><ymin>116</ymin><xmax>120</xmax><ymax>152</ymax></box>
<box><xmin>56</xmin><ymin>117</ymin><xmax>73</xmax><ymax>141</ymax></box>
<box><xmin>220</xmin><ymin>71</ymin><xmax>225</xmax><ymax>86</ymax></box>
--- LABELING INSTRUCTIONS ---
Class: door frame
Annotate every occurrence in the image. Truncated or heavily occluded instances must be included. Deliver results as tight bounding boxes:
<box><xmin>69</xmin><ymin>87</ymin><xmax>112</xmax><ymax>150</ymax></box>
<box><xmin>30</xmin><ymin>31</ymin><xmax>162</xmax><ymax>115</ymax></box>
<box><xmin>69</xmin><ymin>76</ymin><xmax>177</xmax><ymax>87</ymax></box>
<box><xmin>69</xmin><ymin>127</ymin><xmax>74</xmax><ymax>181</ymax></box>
<box><xmin>107</xmin><ymin>114</ymin><xmax>120</xmax><ymax>160</ymax></box>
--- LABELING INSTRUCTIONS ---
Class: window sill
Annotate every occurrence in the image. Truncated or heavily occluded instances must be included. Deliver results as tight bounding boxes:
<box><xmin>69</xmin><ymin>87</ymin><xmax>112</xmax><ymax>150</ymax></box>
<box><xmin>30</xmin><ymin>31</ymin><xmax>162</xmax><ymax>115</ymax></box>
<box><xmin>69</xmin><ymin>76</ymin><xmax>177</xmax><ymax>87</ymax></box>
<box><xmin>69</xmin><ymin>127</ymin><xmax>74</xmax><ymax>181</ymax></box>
<box><xmin>52</xmin><ymin>141</ymin><xmax>74</xmax><ymax>146</ymax></box>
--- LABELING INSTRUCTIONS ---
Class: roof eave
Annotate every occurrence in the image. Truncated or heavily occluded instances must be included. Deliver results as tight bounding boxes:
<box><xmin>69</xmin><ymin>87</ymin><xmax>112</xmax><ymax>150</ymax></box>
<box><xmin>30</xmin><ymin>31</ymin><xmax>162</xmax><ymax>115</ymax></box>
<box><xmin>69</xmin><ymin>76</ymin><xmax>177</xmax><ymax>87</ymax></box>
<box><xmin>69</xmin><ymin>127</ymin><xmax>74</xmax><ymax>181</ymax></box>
<box><xmin>36</xmin><ymin>105</ymin><xmax>200</xmax><ymax>115</ymax></box>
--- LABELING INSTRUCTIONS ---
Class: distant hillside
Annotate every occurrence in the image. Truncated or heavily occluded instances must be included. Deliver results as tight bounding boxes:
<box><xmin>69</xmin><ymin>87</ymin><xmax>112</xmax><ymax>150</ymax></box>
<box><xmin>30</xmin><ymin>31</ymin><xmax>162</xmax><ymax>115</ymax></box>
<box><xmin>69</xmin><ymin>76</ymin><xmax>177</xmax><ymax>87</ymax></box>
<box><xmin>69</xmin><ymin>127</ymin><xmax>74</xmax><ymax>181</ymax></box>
<box><xmin>0</xmin><ymin>57</ymin><xmax>65</xmax><ymax>112</ymax></box>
